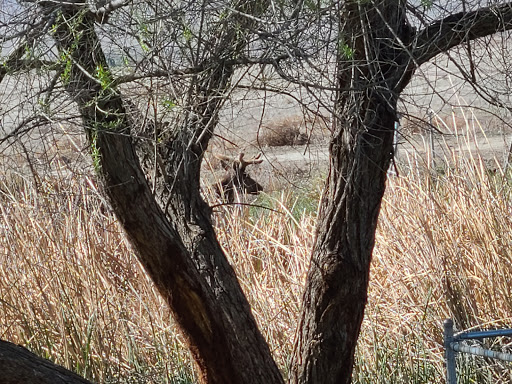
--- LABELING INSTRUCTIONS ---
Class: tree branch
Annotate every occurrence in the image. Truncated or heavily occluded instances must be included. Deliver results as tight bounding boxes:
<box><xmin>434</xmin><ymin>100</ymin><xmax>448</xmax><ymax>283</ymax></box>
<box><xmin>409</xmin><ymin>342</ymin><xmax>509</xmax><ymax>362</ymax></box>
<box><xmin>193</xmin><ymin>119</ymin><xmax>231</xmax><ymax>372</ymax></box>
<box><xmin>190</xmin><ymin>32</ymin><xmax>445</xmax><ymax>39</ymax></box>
<box><xmin>113</xmin><ymin>55</ymin><xmax>304</xmax><ymax>86</ymax></box>
<box><xmin>414</xmin><ymin>2</ymin><xmax>512</xmax><ymax>66</ymax></box>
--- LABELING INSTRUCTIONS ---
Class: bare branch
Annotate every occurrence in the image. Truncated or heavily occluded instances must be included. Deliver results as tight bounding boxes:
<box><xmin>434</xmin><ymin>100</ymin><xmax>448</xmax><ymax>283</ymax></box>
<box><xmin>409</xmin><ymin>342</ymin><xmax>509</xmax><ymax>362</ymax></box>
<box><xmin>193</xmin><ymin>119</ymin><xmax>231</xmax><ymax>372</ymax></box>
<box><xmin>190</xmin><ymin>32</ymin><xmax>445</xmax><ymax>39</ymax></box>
<box><xmin>93</xmin><ymin>0</ymin><xmax>130</xmax><ymax>23</ymax></box>
<box><xmin>0</xmin><ymin>42</ymin><xmax>29</xmax><ymax>81</ymax></box>
<box><xmin>113</xmin><ymin>55</ymin><xmax>298</xmax><ymax>85</ymax></box>
<box><xmin>414</xmin><ymin>3</ymin><xmax>512</xmax><ymax>66</ymax></box>
<box><xmin>0</xmin><ymin>116</ymin><xmax>47</xmax><ymax>145</ymax></box>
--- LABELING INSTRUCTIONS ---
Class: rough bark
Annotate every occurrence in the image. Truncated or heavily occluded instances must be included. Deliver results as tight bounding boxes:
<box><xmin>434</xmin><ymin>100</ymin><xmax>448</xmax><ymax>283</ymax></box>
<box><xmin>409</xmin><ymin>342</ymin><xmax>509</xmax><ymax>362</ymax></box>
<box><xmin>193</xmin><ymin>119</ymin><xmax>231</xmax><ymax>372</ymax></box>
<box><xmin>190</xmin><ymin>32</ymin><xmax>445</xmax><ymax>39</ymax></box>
<box><xmin>291</xmin><ymin>2</ymin><xmax>512</xmax><ymax>384</ymax></box>
<box><xmin>414</xmin><ymin>2</ymin><xmax>512</xmax><ymax>66</ymax></box>
<box><xmin>0</xmin><ymin>339</ymin><xmax>93</xmax><ymax>384</ymax></box>
<box><xmin>290</xmin><ymin>2</ymin><xmax>415</xmax><ymax>383</ymax></box>
<box><xmin>45</xmin><ymin>3</ymin><xmax>283</xmax><ymax>384</ymax></box>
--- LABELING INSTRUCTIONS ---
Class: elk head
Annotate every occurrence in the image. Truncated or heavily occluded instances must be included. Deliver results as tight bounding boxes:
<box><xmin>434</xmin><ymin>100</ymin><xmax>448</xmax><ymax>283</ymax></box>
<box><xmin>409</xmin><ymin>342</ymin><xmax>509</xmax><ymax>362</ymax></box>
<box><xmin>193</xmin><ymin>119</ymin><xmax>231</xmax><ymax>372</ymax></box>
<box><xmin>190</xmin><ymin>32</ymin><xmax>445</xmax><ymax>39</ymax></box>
<box><xmin>214</xmin><ymin>152</ymin><xmax>264</xmax><ymax>203</ymax></box>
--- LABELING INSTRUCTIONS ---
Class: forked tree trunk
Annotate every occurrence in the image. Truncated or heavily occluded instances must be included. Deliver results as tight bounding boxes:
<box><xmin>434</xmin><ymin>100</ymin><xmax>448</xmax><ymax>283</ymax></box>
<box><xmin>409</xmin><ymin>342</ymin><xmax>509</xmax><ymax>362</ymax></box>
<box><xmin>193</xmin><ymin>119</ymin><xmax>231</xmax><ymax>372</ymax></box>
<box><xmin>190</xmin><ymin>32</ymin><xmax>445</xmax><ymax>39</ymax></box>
<box><xmin>5</xmin><ymin>1</ymin><xmax>512</xmax><ymax>384</ymax></box>
<box><xmin>48</xmin><ymin>5</ymin><xmax>283</xmax><ymax>384</ymax></box>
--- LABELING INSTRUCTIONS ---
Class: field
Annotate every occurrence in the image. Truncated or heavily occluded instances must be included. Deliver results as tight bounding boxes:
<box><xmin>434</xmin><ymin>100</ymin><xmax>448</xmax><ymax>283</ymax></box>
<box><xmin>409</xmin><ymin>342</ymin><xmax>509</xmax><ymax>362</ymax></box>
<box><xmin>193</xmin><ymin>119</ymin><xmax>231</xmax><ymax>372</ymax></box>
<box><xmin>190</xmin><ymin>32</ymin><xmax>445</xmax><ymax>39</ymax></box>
<box><xmin>1</xmin><ymin>109</ymin><xmax>512</xmax><ymax>383</ymax></box>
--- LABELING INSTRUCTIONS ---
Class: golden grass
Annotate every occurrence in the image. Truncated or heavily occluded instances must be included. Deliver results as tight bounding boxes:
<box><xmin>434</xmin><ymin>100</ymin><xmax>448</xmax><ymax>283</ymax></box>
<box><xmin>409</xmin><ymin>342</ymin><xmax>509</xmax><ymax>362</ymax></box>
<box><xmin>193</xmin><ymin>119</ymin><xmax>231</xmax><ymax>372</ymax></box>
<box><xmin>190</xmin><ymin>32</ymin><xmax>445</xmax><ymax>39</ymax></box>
<box><xmin>212</xmin><ymin>193</ymin><xmax>314</xmax><ymax>369</ymax></box>
<box><xmin>1</xmin><ymin>118</ymin><xmax>512</xmax><ymax>382</ymax></box>
<box><xmin>0</xmin><ymin>173</ymin><xmax>195</xmax><ymax>383</ymax></box>
<box><xmin>357</xmin><ymin>134</ymin><xmax>512</xmax><ymax>382</ymax></box>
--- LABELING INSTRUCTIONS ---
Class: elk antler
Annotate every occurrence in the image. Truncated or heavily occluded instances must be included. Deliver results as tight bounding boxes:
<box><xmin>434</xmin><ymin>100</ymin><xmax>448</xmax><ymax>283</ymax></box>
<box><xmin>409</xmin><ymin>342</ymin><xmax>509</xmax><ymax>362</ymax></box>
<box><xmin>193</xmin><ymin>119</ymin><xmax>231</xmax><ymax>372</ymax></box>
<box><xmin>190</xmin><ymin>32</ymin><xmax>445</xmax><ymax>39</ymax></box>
<box><xmin>239</xmin><ymin>153</ymin><xmax>263</xmax><ymax>168</ymax></box>
<box><xmin>214</xmin><ymin>152</ymin><xmax>263</xmax><ymax>170</ymax></box>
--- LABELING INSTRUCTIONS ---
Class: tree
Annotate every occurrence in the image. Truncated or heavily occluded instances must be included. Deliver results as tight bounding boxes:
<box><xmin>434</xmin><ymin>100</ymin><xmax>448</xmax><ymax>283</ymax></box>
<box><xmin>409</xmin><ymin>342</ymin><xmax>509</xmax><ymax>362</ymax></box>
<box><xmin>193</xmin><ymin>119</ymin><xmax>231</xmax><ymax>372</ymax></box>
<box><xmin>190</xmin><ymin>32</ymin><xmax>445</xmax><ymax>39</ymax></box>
<box><xmin>1</xmin><ymin>1</ymin><xmax>512</xmax><ymax>383</ymax></box>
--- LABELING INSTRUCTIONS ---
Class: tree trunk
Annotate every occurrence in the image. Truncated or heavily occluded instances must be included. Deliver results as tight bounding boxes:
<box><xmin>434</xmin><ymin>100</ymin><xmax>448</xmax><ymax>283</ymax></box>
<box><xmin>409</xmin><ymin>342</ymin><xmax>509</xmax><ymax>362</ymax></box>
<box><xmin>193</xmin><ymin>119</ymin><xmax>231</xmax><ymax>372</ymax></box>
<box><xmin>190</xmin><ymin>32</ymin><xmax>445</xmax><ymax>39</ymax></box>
<box><xmin>47</xmin><ymin>5</ymin><xmax>283</xmax><ymax>384</ymax></box>
<box><xmin>289</xmin><ymin>3</ymin><xmax>512</xmax><ymax>382</ymax></box>
<box><xmin>290</xmin><ymin>2</ymin><xmax>415</xmax><ymax>383</ymax></box>
<box><xmin>0</xmin><ymin>339</ymin><xmax>93</xmax><ymax>384</ymax></box>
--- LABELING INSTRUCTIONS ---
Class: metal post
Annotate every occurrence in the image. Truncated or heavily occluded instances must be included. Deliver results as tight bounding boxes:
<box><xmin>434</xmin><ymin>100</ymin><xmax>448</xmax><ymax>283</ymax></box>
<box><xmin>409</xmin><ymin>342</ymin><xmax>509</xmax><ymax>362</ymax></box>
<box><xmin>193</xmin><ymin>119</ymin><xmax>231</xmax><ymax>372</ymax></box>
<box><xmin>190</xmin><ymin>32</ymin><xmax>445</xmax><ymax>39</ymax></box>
<box><xmin>444</xmin><ymin>319</ymin><xmax>457</xmax><ymax>384</ymax></box>
<box><xmin>429</xmin><ymin>111</ymin><xmax>435</xmax><ymax>169</ymax></box>
<box><xmin>394</xmin><ymin>114</ymin><xmax>401</xmax><ymax>159</ymax></box>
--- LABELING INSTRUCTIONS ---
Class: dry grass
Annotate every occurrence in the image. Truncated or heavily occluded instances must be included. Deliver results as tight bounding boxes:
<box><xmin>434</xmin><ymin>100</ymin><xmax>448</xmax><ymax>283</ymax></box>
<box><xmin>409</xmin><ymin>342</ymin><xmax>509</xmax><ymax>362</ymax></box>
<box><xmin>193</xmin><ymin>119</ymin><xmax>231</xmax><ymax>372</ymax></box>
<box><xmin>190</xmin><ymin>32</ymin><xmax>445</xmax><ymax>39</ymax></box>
<box><xmin>211</xmin><ymin>192</ymin><xmax>314</xmax><ymax>370</ymax></box>
<box><xmin>1</xmin><ymin>113</ymin><xmax>512</xmax><ymax>382</ymax></box>
<box><xmin>0</xmin><ymin>172</ymin><xmax>195</xmax><ymax>383</ymax></box>
<box><xmin>357</xmin><ymin>133</ymin><xmax>512</xmax><ymax>382</ymax></box>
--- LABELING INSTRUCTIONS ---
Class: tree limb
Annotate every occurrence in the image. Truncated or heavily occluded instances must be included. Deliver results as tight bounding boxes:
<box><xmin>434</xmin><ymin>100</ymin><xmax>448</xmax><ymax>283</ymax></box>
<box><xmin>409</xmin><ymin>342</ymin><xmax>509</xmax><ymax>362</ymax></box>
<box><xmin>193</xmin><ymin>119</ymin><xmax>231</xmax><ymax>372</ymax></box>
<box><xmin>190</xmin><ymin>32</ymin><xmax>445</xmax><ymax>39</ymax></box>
<box><xmin>113</xmin><ymin>53</ymin><xmax>306</xmax><ymax>85</ymax></box>
<box><xmin>414</xmin><ymin>2</ymin><xmax>512</xmax><ymax>66</ymax></box>
<box><xmin>92</xmin><ymin>0</ymin><xmax>131</xmax><ymax>24</ymax></box>
<box><xmin>43</xmin><ymin>2</ymin><xmax>284</xmax><ymax>383</ymax></box>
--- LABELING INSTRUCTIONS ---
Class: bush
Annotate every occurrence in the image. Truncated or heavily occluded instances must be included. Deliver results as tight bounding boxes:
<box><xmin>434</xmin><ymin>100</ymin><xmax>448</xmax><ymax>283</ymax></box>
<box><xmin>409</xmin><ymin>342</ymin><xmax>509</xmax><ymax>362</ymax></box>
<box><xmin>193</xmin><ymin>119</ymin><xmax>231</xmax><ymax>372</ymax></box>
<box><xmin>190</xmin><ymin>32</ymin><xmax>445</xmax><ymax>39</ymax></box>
<box><xmin>258</xmin><ymin>118</ymin><xmax>309</xmax><ymax>147</ymax></box>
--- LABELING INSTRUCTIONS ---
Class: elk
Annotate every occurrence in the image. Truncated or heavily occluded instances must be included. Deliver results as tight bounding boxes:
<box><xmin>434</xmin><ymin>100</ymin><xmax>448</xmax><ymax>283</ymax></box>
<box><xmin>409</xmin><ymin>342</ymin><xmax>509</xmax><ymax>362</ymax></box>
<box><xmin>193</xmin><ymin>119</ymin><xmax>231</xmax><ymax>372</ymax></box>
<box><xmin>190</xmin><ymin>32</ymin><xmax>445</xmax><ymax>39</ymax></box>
<box><xmin>214</xmin><ymin>152</ymin><xmax>264</xmax><ymax>203</ymax></box>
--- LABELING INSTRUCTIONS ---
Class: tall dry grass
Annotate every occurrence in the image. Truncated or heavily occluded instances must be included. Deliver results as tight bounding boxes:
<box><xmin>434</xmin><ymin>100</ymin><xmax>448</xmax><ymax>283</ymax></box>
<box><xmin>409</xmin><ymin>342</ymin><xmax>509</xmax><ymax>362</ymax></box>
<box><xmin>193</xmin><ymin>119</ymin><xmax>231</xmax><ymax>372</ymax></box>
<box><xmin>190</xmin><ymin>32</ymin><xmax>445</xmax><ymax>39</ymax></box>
<box><xmin>212</xmin><ymin>193</ymin><xmax>314</xmax><ymax>371</ymax></box>
<box><xmin>356</xmin><ymin>122</ymin><xmax>512</xmax><ymax>382</ymax></box>
<box><xmin>1</xmin><ymin>114</ymin><xmax>512</xmax><ymax>382</ymax></box>
<box><xmin>0</xmin><ymin>171</ymin><xmax>196</xmax><ymax>383</ymax></box>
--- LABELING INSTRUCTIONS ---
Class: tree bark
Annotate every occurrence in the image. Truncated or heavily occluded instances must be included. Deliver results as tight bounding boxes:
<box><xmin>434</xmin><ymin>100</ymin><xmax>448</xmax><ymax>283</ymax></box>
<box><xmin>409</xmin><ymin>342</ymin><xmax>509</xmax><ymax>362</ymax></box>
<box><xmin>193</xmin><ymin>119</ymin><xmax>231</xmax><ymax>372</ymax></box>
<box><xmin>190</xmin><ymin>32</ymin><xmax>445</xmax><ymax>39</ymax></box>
<box><xmin>46</xmin><ymin>3</ymin><xmax>283</xmax><ymax>384</ymax></box>
<box><xmin>290</xmin><ymin>2</ymin><xmax>415</xmax><ymax>383</ymax></box>
<box><xmin>414</xmin><ymin>2</ymin><xmax>512</xmax><ymax>66</ymax></box>
<box><xmin>0</xmin><ymin>339</ymin><xmax>93</xmax><ymax>384</ymax></box>
<box><xmin>291</xmin><ymin>2</ymin><xmax>512</xmax><ymax>383</ymax></box>
<box><xmin>7</xmin><ymin>1</ymin><xmax>512</xmax><ymax>384</ymax></box>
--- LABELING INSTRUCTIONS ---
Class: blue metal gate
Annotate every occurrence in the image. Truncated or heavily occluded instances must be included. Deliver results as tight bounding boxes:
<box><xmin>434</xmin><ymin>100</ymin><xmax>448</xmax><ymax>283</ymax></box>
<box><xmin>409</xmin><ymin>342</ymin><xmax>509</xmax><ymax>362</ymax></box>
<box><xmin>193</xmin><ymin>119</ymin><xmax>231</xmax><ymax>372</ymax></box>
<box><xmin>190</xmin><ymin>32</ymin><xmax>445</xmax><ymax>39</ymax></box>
<box><xmin>443</xmin><ymin>319</ymin><xmax>512</xmax><ymax>383</ymax></box>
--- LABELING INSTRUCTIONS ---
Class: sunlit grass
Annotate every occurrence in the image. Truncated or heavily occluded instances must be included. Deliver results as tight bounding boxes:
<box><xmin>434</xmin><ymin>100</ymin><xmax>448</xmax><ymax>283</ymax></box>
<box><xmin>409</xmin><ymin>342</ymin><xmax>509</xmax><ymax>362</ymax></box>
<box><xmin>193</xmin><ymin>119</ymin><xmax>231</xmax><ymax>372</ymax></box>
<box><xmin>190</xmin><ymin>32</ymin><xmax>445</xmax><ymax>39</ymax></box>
<box><xmin>0</xmin><ymin>173</ymin><xmax>196</xmax><ymax>383</ymax></box>
<box><xmin>1</xmin><ymin>111</ymin><xmax>512</xmax><ymax>382</ymax></box>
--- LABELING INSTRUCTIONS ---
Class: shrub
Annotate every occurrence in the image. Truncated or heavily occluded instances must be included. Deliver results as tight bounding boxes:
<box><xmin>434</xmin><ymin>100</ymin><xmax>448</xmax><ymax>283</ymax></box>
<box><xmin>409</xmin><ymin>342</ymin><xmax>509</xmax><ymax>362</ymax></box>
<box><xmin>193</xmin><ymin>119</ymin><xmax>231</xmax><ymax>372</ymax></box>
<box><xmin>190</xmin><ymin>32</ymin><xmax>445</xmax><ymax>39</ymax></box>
<box><xmin>258</xmin><ymin>117</ymin><xmax>309</xmax><ymax>147</ymax></box>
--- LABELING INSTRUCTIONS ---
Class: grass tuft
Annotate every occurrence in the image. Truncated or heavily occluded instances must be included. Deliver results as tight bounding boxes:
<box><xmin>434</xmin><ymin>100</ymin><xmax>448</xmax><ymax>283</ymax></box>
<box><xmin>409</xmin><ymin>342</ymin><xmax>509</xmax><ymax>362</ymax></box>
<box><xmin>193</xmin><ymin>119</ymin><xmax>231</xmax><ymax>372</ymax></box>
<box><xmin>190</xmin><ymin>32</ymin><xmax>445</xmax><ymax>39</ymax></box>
<box><xmin>0</xmin><ymin>173</ymin><xmax>196</xmax><ymax>383</ymax></box>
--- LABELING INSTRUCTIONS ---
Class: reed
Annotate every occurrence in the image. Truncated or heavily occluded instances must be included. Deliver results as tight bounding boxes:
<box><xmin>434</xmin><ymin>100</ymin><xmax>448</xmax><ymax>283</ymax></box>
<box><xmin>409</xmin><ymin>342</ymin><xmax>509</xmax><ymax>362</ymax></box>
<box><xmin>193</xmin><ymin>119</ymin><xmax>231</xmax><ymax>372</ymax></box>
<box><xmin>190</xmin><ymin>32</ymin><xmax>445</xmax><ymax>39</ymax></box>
<box><xmin>1</xmin><ymin>111</ymin><xmax>511</xmax><ymax>382</ymax></box>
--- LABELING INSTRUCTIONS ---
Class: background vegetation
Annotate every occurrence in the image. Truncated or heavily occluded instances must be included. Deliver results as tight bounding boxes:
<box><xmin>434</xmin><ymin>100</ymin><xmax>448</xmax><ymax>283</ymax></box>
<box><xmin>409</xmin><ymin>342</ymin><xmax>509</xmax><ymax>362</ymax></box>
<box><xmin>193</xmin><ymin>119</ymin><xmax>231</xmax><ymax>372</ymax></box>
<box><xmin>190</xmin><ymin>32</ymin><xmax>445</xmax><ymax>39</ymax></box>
<box><xmin>1</xmin><ymin>112</ymin><xmax>511</xmax><ymax>383</ymax></box>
